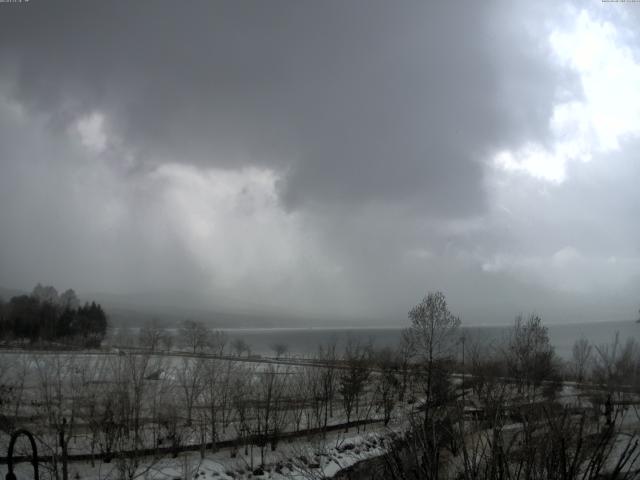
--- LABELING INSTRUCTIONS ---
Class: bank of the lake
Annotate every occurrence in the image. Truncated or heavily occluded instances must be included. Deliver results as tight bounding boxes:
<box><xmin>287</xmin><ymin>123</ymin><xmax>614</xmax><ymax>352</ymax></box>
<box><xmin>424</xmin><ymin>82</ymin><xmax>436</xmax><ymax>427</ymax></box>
<box><xmin>219</xmin><ymin>320</ymin><xmax>639</xmax><ymax>359</ymax></box>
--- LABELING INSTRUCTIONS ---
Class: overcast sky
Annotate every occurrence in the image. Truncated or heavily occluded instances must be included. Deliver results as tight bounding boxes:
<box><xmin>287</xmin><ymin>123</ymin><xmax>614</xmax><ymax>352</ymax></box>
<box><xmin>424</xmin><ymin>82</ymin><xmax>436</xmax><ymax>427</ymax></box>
<box><xmin>0</xmin><ymin>0</ymin><xmax>639</xmax><ymax>325</ymax></box>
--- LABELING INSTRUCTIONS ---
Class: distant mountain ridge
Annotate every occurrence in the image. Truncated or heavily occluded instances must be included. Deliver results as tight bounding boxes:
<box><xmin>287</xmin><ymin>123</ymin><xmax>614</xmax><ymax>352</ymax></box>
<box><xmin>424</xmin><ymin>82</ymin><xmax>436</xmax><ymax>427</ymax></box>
<box><xmin>0</xmin><ymin>286</ymin><xmax>25</xmax><ymax>300</ymax></box>
<box><xmin>97</xmin><ymin>299</ymin><xmax>383</xmax><ymax>329</ymax></box>
<box><xmin>0</xmin><ymin>285</ymin><xmax>385</xmax><ymax>329</ymax></box>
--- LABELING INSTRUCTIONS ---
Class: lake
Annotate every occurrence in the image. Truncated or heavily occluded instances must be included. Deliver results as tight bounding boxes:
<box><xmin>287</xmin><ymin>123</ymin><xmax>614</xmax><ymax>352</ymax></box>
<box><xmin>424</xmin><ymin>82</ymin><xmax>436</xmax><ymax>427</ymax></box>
<box><xmin>221</xmin><ymin>320</ymin><xmax>640</xmax><ymax>360</ymax></box>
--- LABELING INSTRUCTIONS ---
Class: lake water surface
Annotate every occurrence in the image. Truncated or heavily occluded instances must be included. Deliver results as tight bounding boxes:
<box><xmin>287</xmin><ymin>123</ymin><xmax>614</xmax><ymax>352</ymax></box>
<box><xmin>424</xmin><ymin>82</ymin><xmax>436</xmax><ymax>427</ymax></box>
<box><xmin>221</xmin><ymin>320</ymin><xmax>640</xmax><ymax>360</ymax></box>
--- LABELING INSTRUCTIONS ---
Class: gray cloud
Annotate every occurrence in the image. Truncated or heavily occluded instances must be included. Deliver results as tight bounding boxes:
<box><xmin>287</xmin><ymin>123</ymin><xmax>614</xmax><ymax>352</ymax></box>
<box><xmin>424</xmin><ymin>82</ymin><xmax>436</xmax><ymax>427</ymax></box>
<box><xmin>0</xmin><ymin>0</ymin><xmax>638</xmax><ymax>324</ymax></box>
<box><xmin>0</xmin><ymin>1</ymin><xmax>563</xmax><ymax>213</ymax></box>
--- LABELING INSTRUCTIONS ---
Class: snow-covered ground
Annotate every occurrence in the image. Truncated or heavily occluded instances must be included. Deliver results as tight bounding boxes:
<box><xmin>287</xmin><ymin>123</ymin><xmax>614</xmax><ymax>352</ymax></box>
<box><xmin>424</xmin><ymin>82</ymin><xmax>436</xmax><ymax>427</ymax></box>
<box><xmin>0</xmin><ymin>423</ymin><xmax>397</xmax><ymax>480</ymax></box>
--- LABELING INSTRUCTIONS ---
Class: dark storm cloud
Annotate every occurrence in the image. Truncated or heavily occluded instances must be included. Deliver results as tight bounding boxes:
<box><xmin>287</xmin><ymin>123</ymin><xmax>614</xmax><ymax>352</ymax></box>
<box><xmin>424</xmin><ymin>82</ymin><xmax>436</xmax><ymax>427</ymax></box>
<box><xmin>1</xmin><ymin>0</ymin><xmax>637</xmax><ymax>324</ymax></box>
<box><xmin>0</xmin><ymin>0</ymin><xmax>561</xmax><ymax>215</ymax></box>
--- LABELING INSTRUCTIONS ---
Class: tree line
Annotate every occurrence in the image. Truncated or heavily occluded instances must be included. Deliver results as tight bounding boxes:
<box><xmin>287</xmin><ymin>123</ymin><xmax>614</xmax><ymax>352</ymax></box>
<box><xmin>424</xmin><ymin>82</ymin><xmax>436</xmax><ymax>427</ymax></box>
<box><xmin>0</xmin><ymin>284</ymin><xmax>108</xmax><ymax>347</ymax></box>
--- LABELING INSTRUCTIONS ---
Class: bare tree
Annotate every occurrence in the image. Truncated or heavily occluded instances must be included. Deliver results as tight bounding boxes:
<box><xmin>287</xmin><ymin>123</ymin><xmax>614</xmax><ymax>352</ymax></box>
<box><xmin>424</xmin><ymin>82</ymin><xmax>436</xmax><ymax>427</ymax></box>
<box><xmin>95</xmin><ymin>389</ymin><xmax>120</xmax><ymax>464</ymax></box>
<box><xmin>31</xmin><ymin>283</ymin><xmax>59</xmax><ymax>304</ymax></box>
<box><xmin>271</xmin><ymin>342</ymin><xmax>289</xmax><ymax>359</ymax></box>
<box><xmin>317</xmin><ymin>339</ymin><xmax>338</xmax><ymax>423</ymax></box>
<box><xmin>201</xmin><ymin>358</ymin><xmax>222</xmax><ymax>451</ymax></box>
<box><xmin>59</xmin><ymin>289</ymin><xmax>79</xmax><ymax>310</ymax></box>
<box><xmin>339</xmin><ymin>339</ymin><xmax>371</xmax><ymax>430</ymax></box>
<box><xmin>394</xmin><ymin>292</ymin><xmax>462</xmax><ymax>479</ymax></box>
<box><xmin>157</xmin><ymin>398</ymin><xmax>184</xmax><ymax>458</ymax></box>
<box><xmin>210</xmin><ymin>329</ymin><xmax>229</xmax><ymax>356</ymax></box>
<box><xmin>231</xmin><ymin>365</ymin><xmax>252</xmax><ymax>458</ymax></box>
<box><xmin>303</xmin><ymin>365</ymin><xmax>325</xmax><ymax>430</ymax></box>
<box><xmin>506</xmin><ymin>313</ymin><xmax>557</xmax><ymax>400</ymax></box>
<box><xmin>32</xmin><ymin>353</ymin><xmax>81</xmax><ymax>480</ymax></box>
<box><xmin>0</xmin><ymin>353</ymin><xmax>29</xmax><ymax>429</ymax></box>
<box><xmin>108</xmin><ymin>352</ymin><xmax>161</xmax><ymax>479</ymax></box>
<box><xmin>232</xmin><ymin>338</ymin><xmax>251</xmax><ymax>357</ymax></box>
<box><xmin>406</xmin><ymin>291</ymin><xmax>460</xmax><ymax>414</ymax></box>
<box><xmin>253</xmin><ymin>364</ymin><xmax>289</xmax><ymax>466</ymax></box>
<box><xmin>591</xmin><ymin>333</ymin><xmax>640</xmax><ymax>421</ymax></box>
<box><xmin>289</xmin><ymin>368</ymin><xmax>310</xmax><ymax>432</ymax></box>
<box><xmin>175</xmin><ymin>357</ymin><xmax>205</xmax><ymax>426</ymax></box>
<box><xmin>374</xmin><ymin>348</ymin><xmax>399</xmax><ymax>426</ymax></box>
<box><xmin>466</xmin><ymin>340</ymin><xmax>508</xmax><ymax>403</ymax></box>
<box><xmin>395</xmin><ymin>332</ymin><xmax>414</xmax><ymax>403</ymax></box>
<box><xmin>77</xmin><ymin>355</ymin><xmax>113</xmax><ymax>466</ymax></box>
<box><xmin>219</xmin><ymin>359</ymin><xmax>237</xmax><ymax>434</ymax></box>
<box><xmin>160</xmin><ymin>329</ymin><xmax>174</xmax><ymax>351</ymax></box>
<box><xmin>571</xmin><ymin>336</ymin><xmax>593</xmax><ymax>382</ymax></box>
<box><xmin>179</xmin><ymin>319</ymin><xmax>211</xmax><ymax>353</ymax></box>
<box><xmin>593</xmin><ymin>333</ymin><xmax>640</xmax><ymax>388</ymax></box>
<box><xmin>138</xmin><ymin>318</ymin><xmax>166</xmax><ymax>352</ymax></box>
